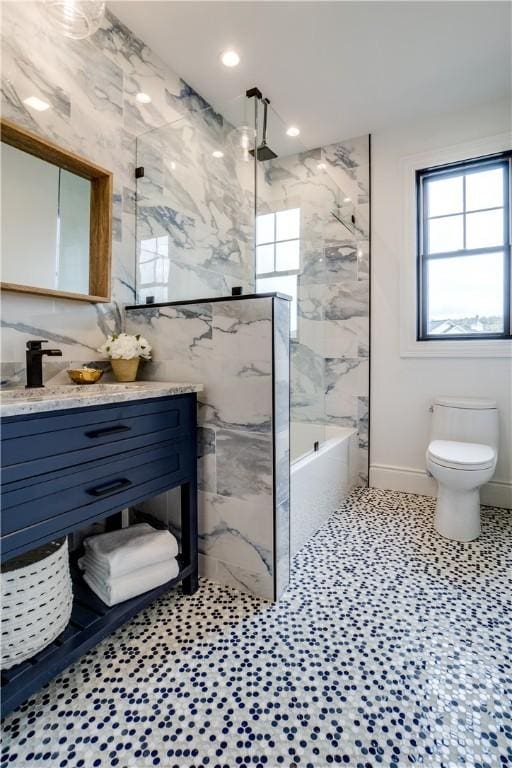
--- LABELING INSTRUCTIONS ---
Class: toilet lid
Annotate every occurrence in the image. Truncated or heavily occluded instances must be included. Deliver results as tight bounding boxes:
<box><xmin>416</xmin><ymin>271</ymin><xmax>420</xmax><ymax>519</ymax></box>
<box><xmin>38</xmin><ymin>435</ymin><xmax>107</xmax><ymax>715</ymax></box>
<box><xmin>428</xmin><ymin>440</ymin><xmax>496</xmax><ymax>470</ymax></box>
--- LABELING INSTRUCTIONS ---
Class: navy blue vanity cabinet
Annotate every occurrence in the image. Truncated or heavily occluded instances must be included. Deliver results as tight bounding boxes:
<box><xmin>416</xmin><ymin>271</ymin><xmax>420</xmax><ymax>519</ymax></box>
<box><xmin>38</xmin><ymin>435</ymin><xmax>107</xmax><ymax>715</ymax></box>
<box><xmin>0</xmin><ymin>393</ymin><xmax>198</xmax><ymax>718</ymax></box>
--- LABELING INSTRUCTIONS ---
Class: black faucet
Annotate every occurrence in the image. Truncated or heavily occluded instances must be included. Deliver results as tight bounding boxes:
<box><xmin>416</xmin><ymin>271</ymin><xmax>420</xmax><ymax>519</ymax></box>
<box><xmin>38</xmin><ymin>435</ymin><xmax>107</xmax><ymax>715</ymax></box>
<box><xmin>25</xmin><ymin>340</ymin><xmax>63</xmax><ymax>389</ymax></box>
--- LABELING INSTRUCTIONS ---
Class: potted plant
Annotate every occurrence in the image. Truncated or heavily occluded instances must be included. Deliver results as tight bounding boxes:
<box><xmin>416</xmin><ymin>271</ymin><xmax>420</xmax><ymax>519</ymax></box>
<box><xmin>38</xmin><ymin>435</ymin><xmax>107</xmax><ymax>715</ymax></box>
<box><xmin>98</xmin><ymin>333</ymin><xmax>152</xmax><ymax>382</ymax></box>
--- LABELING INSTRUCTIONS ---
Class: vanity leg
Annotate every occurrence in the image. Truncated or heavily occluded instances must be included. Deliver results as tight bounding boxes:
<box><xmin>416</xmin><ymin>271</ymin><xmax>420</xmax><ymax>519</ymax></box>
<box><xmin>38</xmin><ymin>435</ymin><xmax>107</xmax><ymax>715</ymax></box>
<box><xmin>105</xmin><ymin>510</ymin><xmax>123</xmax><ymax>531</ymax></box>
<box><xmin>181</xmin><ymin>480</ymin><xmax>199</xmax><ymax>595</ymax></box>
<box><xmin>182</xmin><ymin>570</ymin><xmax>199</xmax><ymax>595</ymax></box>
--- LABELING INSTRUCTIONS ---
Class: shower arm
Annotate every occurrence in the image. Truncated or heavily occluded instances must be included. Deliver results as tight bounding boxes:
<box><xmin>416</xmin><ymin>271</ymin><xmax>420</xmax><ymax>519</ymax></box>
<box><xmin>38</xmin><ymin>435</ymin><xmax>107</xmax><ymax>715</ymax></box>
<box><xmin>262</xmin><ymin>98</ymin><xmax>270</xmax><ymax>144</ymax></box>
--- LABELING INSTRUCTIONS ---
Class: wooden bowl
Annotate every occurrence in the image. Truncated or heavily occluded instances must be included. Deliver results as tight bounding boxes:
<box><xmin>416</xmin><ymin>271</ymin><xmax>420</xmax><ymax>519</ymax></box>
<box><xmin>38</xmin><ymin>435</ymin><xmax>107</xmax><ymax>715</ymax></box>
<box><xmin>67</xmin><ymin>368</ymin><xmax>103</xmax><ymax>385</ymax></box>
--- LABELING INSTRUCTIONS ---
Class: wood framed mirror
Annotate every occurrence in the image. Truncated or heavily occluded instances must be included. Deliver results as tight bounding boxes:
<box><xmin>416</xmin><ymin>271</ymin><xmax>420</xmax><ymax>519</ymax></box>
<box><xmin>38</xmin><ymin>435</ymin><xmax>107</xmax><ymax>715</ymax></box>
<box><xmin>0</xmin><ymin>118</ymin><xmax>112</xmax><ymax>303</ymax></box>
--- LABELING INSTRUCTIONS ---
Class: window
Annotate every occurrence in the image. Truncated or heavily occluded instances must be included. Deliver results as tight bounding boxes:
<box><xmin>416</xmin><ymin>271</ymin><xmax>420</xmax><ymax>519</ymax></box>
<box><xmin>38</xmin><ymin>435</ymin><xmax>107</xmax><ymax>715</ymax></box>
<box><xmin>417</xmin><ymin>152</ymin><xmax>511</xmax><ymax>340</ymax></box>
<box><xmin>138</xmin><ymin>236</ymin><xmax>169</xmax><ymax>303</ymax></box>
<box><xmin>255</xmin><ymin>208</ymin><xmax>300</xmax><ymax>335</ymax></box>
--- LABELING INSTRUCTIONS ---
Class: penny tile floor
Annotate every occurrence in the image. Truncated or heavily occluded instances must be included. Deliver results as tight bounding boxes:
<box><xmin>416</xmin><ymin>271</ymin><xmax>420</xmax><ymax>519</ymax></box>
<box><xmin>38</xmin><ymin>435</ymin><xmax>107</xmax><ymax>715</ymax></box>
<box><xmin>2</xmin><ymin>488</ymin><xmax>511</xmax><ymax>767</ymax></box>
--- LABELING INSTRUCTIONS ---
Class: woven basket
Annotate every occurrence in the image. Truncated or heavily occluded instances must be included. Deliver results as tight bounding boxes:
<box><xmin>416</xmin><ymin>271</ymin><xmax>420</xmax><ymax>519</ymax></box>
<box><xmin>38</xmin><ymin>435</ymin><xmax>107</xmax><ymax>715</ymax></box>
<box><xmin>1</xmin><ymin>538</ymin><xmax>73</xmax><ymax>669</ymax></box>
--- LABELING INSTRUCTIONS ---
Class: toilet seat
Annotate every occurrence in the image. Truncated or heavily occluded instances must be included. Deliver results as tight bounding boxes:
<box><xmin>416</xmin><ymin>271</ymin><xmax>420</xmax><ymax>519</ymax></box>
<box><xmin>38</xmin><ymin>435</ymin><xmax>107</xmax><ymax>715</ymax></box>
<box><xmin>427</xmin><ymin>440</ymin><xmax>496</xmax><ymax>471</ymax></box>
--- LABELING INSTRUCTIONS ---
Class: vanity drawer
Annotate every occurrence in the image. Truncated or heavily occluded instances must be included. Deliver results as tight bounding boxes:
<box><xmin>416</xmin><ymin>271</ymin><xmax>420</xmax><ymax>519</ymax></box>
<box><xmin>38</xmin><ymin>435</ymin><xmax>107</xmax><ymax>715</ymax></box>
<box><xmin>1</xmin><ymin>395</ymin><xmax>193</xmax><ymax>484</ymax></box>
<box><xmin>1</xmin><ymin>438</ymin><xmax>192</xmax><ymax>555</ymax></box>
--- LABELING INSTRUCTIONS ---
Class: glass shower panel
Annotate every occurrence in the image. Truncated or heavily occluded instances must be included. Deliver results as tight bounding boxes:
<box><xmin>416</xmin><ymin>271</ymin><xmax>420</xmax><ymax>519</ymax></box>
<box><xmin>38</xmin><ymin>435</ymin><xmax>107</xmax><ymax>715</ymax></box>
<box><xmin>135</xmin><ymin>95</ymin><xmax>257</xmax><ymax>303</ymax></box>
<box><xmin>254</xmin><ymin>103</ymin><xmax>365</xmax><ymax>461</ymax></box>
<box><xmin>254</xmin><ymin>102</ymin><xmax>327</xmax><ymax>457</ymax></box>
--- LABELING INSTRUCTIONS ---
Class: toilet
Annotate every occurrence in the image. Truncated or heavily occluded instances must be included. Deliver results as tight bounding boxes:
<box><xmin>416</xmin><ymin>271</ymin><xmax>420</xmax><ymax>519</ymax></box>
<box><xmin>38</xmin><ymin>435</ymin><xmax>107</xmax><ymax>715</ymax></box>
<box><xmin>426</xmin><ymin>397</ymin><xmax>499</xmax><ymax>542</ymax></box>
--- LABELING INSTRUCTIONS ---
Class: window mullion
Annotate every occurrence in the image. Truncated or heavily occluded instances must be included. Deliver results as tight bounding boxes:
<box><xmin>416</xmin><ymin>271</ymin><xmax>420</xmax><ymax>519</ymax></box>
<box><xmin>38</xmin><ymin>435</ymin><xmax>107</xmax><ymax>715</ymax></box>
<box><xmin>424</xmin><ymin>245</ymin><xmax>505</xmax><ymax>260</ymax></box>
<box><xmin>507</xmin><ymin>158</ymin><xmax>512</xmax><ymax>335</ymax></box>
<box><xmin>422</xmin><ymin>176</ymin><xmax>428</xmax><ymax>258</ymax></box>
<box><xmin>427</xmin><ymin>205</ymin><xmax>502</xmax><ymax>221</ymax></box>
<box><xmin>273</xmin><ymin>213</ymin><xmax>277</xmax><ymax>272</ymax></box>
<box><xmin>421</xmin><ymin>176</ymin><xmax>428</xmax><ymax>337</ymax></box>
<box><xmin>462</xmin><ymin>173</ymin><xmax>467</xmax><ymax>250</ymax></box>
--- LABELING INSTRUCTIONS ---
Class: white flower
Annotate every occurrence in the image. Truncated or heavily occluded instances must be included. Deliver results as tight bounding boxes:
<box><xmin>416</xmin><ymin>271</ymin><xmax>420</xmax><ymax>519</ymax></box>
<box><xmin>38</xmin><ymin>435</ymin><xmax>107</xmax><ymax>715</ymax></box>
<box><xmin>98</xmin><ymin>333</ymin><xmax>152</xmax><ymax>360</ymax></box>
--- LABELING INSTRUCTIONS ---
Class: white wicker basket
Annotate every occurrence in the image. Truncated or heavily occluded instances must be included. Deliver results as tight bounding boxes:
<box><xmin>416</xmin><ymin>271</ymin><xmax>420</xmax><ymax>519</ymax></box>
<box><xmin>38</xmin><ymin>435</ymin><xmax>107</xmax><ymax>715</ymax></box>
<box><xmin>1</xmin><ymin>538</ymin><xmax>73</xmax><ymax>669</ymax></box>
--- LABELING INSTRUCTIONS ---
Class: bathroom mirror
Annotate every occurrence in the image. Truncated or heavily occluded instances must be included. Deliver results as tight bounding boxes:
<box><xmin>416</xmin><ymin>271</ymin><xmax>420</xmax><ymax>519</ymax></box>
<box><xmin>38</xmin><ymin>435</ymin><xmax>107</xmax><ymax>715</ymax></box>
<box><xmin>0</xmin><ymin>119</ymin><xmax>112</xmax><ymax>302</ymax></box>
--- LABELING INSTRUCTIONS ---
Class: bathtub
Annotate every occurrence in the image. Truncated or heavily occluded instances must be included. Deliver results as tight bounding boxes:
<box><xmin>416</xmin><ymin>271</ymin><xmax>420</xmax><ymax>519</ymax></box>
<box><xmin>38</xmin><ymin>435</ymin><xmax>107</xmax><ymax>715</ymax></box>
<box><xmin>290</xmin><ymin>423</ymin><xmax>359</xmax><ymax>557</ymax></box>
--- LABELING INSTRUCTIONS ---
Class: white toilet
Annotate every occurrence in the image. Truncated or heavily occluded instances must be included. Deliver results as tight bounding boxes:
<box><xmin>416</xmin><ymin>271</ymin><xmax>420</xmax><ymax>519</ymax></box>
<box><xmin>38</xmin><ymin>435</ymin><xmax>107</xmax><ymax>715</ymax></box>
<box><xmin>426</xmin><ymin>397</ymin><xmax>499</xmax><ymax>542</ymax></box>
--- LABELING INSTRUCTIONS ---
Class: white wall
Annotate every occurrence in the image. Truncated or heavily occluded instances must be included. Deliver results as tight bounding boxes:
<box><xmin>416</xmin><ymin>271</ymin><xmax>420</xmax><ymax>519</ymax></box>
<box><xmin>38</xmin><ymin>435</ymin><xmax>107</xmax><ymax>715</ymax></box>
<box><xmin>370</xmin><ymin>98</ymin><xmax>512</xmax><ymax>509</ymax></box>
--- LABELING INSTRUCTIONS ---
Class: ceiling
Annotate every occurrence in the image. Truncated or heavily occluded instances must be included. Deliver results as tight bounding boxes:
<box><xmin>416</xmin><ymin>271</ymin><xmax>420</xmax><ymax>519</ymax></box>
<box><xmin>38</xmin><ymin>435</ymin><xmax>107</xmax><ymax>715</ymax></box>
<box><xmin>109</xmin><ymin>1</ymin><xmax>511</xmax><ymax>149</ymax></box>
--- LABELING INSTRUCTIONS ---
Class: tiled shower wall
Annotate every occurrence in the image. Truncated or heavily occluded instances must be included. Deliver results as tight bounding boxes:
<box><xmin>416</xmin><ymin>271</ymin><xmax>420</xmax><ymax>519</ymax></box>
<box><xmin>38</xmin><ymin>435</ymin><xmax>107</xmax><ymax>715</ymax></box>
<box><xmin>126</xmin><ymin>296</ymin><xmax>290</xmax><ymax>601</ymax></box>
<box><xmin>258</xmin><ymin>137</ymin><xmax>370</xmax><ymax>483</ymax></box>
<box><xmin>0</xmin><ymin>3</ymin><xmax>253</xmax><ymax>383</ymax></box>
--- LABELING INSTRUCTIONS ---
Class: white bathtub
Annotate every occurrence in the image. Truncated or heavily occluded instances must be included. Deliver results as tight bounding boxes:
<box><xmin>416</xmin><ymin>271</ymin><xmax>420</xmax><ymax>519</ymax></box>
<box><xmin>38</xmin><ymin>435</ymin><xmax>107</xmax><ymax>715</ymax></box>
<box><xmin>290</xmin><ymin>423</ymin><xmax>358</xmax><ymax>557</ymax></box>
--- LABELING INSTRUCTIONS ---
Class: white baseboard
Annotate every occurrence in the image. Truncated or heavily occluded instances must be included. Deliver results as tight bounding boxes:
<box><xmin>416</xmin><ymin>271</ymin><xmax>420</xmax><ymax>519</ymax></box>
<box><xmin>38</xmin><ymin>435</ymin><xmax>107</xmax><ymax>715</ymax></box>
<box><xmin>370</xmin><ymin>463</ymin><xmax>512</xmax><ymax>510</ymax></box>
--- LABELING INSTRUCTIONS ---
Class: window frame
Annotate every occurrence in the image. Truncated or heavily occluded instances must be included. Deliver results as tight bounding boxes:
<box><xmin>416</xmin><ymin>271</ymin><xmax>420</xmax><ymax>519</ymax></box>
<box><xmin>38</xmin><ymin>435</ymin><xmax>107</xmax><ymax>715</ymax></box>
<box><xmin>255</xmin><ymin>208</ymin><xmax>301</xmax><ymax>337</ymax></box>
<box><xmin>256</xmin><ymin>208</ymin><xmax>301</xmax><ymax>276</ymax></box>
<box><xmin>416</xmin><ymin>151</ymin><xmax>512</xmax><ymax>342</ymax></box>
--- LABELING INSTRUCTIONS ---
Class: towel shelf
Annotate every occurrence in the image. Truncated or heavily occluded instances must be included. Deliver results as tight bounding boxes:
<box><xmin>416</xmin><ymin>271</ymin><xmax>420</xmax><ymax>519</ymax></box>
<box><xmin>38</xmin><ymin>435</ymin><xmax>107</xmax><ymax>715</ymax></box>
<box><xmin>0</xmin><ymin>557</ymin><xmax>195</xmax><ymax>716</ymax></box>
<box><xmin>0</xmin><ymin>392</ymin><xmax>198</xmax><ymax>719</ymax></box>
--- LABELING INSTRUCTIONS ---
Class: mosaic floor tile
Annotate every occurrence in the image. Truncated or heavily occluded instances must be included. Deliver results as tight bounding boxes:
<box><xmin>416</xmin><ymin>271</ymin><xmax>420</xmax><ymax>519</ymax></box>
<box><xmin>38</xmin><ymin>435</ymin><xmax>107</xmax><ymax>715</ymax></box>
<box><xmin>2</xmin><ymin>488</ymin><xmax>511</xmax><ymax>767</ymax></box>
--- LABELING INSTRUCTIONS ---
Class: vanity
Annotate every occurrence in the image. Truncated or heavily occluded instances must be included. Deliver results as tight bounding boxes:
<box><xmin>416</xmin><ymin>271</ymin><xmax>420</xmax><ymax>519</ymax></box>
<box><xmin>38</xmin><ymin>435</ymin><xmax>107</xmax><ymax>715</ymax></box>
<box><xmin>0</xmin><ymin>382</ymin><xmax>201</xmax><ymax>717</ymax></box>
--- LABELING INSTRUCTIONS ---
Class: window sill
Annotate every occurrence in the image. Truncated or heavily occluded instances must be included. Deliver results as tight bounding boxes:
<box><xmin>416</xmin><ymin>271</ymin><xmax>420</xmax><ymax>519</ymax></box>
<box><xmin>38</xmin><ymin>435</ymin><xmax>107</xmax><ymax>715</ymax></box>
<box><xmin>400</xmin><ymin>337</ymin><xmax>512</xmax><ymax>358</ymax></box>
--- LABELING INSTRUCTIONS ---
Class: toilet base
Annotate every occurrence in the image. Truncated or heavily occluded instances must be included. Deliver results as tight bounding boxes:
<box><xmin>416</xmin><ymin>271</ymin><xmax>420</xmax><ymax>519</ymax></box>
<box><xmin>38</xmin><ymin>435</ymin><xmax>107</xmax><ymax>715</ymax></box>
<box><xmin>434</xmin><ymin>484</ymin><xmax>481</xmax><ymax>542</ymax></box>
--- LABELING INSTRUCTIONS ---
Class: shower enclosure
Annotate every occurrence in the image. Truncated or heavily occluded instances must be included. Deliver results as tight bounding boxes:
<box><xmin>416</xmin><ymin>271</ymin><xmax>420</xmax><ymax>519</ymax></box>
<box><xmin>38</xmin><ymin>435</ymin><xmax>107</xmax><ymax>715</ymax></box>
<box><xmin>134</xmin><ymin>91</ymin><xmax>371</xmax><ymax>555</ymax></box>
<box><xmin>253</xmin><ymin>102</ymin><xmax>370</xmax><ymax>553</ymax></box>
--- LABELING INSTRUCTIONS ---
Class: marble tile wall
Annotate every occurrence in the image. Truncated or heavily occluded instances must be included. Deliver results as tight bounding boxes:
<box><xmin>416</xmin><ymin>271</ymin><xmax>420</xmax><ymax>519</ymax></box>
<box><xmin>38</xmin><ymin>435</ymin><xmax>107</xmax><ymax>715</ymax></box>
<box><xmin>273</xmin><ymin>296</ymin><xmax>291</xmax><ymax>597</ymax></box>
<box><xmin>257</xmin><ymin>136</ymin><xmax>370</xmax><ymax>483</ymax></box>
<box><xmin>0</xmin><ymin>2</ymin><xmax>253</xmax><ymax>383</ymax></box>
<box><xmin>125</xmin><ymin>295</ymin><xmax>290</xmax><ymax>601</ymax></box>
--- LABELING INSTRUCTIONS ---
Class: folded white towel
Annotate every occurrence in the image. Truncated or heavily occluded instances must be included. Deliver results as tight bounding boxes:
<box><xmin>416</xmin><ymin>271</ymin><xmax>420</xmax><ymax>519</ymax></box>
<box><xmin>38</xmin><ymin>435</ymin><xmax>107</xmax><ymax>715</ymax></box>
<box><xmin>82</xmin><ymin>558</ymin><xmax>179</xmax><ymax>607</ymax></box>
<box><xmin>79</xmin><ymin>552</ymin><xmax>174</xmax><ymax>582</ymax></box>
<box><xmin>83</xmin><ymin>523</ymin><xmax>178</xmax><ymax>578</ymax></box>
<box><xmin>77</xmin><ymin>555</ymin><xmax>121</xmax><ymax>582</ymax></box>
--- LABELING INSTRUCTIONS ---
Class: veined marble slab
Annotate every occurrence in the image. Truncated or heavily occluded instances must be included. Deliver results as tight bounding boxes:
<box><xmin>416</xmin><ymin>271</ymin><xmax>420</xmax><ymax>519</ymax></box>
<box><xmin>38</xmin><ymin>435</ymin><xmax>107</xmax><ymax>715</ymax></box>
<box><xmin>0</xmin><ymin>381</ymin><xmax>203</xmax><ymax>417</ymax></box>
<box><xmin>125</xmin><ymin>295</ymin><xmax>291</xmax><ymax>601</ymax></box>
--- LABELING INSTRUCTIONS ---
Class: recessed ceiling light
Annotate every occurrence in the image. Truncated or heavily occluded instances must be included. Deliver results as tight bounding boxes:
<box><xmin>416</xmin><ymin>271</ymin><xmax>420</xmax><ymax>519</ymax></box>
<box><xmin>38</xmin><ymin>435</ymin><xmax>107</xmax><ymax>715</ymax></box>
<box><xmin>220</xmin><ymin>49</ymin><xmax>240</xmax><ymax>67</ymax></box>
<box><xmin>212</xmin><ymin>150</ymin><xmax>224</xmax><ymax>159</ymax></box>
<box><xmin>343</xmin><ymin>196</ymin><xmax>352</xmax><ymax>203</ymax></box>
<box><xmin>286</xmin><ymin>126</ymin><xmax>300</xmax><ymax>137</ymax></box>
<box><xmin>136</xmin><ymin>92</ymin><xmax>152</xmax><ymax>104</ymax></box>
<box><xmin>23</xmin><ymin>96</ymin><xmax>50</xmax><ymax>111</ymax></box>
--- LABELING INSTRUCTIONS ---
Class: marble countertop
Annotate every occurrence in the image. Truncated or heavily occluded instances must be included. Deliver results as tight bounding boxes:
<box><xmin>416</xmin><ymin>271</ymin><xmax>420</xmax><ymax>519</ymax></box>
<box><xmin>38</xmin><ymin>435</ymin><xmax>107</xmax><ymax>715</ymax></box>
<box><xmin>0</xmin><ymin>381</ymin><xmax>203</xmax><ymax>418</ymax></box>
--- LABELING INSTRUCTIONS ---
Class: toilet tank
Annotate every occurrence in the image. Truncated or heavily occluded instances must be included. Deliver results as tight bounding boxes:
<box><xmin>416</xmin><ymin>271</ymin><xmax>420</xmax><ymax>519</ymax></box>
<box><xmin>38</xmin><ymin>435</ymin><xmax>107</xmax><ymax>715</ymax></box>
<box><xmin>430</xmin><ymin>396</ymin><xmax>499</xmax><ymax>450</ymax></box>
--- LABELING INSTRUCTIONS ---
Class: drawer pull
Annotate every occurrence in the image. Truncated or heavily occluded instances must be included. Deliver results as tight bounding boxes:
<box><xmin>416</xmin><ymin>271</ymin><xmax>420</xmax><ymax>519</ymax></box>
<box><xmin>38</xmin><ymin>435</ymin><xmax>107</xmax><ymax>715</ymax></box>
<box><xmin>85</xmin><ymin>425</ymin><xmax>132</xmax><ymax>439</ymax></box>
<box><xmin>86</xmin><ymin>478</ymin><xmax>132</xmax><ymax>497</ymax></box>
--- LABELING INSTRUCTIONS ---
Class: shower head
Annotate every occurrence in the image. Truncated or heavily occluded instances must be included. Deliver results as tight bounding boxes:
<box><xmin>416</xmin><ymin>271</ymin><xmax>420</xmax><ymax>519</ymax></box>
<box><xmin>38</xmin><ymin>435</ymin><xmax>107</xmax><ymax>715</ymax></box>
<box><xmin>249</xmin><ymin>97</ymin><xmax>278</xmax><ymax>161</ymax></box>
<box><xmin>250</xmin><ymin>142</ymin><xmax>278</xmax><ymax>161</ymax></box>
